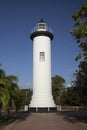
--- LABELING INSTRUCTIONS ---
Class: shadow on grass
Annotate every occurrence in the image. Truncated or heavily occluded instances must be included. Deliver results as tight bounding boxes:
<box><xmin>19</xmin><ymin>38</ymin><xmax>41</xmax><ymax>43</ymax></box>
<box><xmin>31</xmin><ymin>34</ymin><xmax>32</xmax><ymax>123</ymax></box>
<box><xmin>57</xmin><ymin>110</ymin><xmax>87</xmax><ymax>124</ymax></box>
<box><xmin>15</xmin><ymin>111</ymin><xmax>31</xmax><ymax>122</ymax></box>
<box><xmin>0</xmin><ymin>111</ymin><xmax>31</xmax><ymax>130</ymax></box>
<box><xmin>0</xmin><ymin>116</ymin><xmax>16</xmax><ymax>130</ymax></box>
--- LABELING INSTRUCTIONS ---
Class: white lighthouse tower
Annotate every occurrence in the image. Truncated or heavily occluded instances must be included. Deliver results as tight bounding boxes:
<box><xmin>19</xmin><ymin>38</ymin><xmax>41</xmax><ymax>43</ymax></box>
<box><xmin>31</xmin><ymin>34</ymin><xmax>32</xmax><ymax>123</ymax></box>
<box><xmin>29</xmin><ymin>19</ymin><xmax>56</xmax><ymax>109</ymax></box>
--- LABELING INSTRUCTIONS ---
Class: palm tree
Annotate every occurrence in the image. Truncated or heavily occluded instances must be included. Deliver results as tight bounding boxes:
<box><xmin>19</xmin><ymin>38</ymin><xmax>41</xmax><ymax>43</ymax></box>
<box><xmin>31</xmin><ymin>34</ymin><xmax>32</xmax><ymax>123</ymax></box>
<box><xmin>0</xmin><ymin>69</ymin><xmax>21</xmax><ymax>114</ymax></box>
<box><xmin>0</xmin><ymin>69</ymin><xmax>10</xmax><ymax>114</ymax></box>
<box><xmin>6</xmin><ymin>75</ymin><xmax>21</xmax><ymax>111</ymax></box>
<box><xmin>0</xmin><ymin>87</ymin><xmax>10</xmax><ymax>111</ymax></box>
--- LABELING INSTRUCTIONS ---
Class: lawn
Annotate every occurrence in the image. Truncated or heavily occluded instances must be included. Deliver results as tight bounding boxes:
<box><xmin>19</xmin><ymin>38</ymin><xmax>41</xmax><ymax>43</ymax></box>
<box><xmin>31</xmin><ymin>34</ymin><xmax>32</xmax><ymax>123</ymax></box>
<box><xmin>0</xmin><ymin>112</ymin><xmax>17</xmax><ymax>130</ymax></box>
<box><xmin>0</xmin><ymin>120</ymin><xmax>10</xmax><ymax>130</ymax></box>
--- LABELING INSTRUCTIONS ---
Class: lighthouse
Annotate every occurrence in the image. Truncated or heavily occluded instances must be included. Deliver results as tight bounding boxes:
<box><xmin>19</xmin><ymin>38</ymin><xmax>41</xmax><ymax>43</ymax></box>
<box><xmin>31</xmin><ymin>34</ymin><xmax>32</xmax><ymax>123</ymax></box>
<box><xmin>29</xmin><ymin>19</ymin><xmax>56</xmax><ymax>109</ymax></box>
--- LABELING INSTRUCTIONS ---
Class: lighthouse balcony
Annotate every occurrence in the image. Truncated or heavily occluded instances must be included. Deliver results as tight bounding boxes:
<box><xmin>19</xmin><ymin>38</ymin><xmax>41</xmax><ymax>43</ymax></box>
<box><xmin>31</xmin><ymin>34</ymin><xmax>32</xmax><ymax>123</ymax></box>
<box><xmin>30</xmin><ymin>26</ymin><xmax>53</xmax><ymax>40</ymax></box>
<box><xmin>31</xmin><ymin>26</ymin><xmax>53</xmax><ymax>33</ymax></box>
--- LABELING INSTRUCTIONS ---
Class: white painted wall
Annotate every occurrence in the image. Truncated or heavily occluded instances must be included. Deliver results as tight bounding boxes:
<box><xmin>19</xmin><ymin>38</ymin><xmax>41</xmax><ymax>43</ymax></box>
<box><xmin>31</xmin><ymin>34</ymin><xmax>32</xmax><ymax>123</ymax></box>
<box><xmin>29</xmin><ymin>35</ymin><xmax>55</xmax><ymax>107</ymax></box>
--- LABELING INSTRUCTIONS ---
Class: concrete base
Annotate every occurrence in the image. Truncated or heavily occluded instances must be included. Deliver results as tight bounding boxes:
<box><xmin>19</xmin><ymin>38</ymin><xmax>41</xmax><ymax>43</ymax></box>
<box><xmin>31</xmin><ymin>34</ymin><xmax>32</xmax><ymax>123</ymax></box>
<box><xmin>28</xmin><ymin>107</ymin><xmax>57</xmax><ymax>113</ymax></box>
<box><xmin>29</xmin><ymin>94</ymin><xmax>56</xmax><ymax>108</ymax></box>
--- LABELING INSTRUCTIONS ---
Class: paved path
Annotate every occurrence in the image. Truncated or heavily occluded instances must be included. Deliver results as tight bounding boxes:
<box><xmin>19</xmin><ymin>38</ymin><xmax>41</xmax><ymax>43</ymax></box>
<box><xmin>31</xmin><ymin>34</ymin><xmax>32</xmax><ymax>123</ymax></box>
<box><xmin>4</xmin><ymin>112</ymin><xmax>87</xmax><ymax>130</ymax></box>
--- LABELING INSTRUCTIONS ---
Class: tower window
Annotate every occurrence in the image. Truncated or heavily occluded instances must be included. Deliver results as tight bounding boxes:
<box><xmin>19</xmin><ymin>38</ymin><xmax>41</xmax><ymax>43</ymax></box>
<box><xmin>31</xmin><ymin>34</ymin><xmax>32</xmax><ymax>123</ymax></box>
<box><xmin>40</xmin><ymin>52</ymin><xmax>45</xmax><ymax>61</ymax></box>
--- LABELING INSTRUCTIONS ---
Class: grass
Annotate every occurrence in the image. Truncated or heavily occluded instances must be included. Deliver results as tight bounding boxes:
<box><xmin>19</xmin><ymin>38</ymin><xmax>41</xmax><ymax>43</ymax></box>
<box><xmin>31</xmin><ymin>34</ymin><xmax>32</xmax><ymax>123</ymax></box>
<box><xmin>0</xmin><ymin>120</ymin><xmax>10</xmax><ymax>130</ymax></box>
<box><xmin>61</xmin><ymin>111</ymin><xmax>87</xmax><ymax>123</ymax></box>
<box><xmin>0</xmin><ymin>112</ymin><xmax>17</xmax><ymax>130</ymax></box>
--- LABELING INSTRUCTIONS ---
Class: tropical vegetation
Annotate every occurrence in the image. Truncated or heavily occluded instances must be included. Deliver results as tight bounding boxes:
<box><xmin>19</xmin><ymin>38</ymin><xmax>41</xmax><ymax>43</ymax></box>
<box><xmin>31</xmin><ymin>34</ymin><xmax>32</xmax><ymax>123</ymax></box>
<box><xmin>52</xmin><ymin>75</ymin><xmax>65</xmax><ymax>105</ymax></box>
<box><xmin>0</xmin><ymin>68</ymin><xmax>21</xmax><ymax>114</ymax></box>
<box><xmin>70</xmin><ymin>3</ymin><xmax>87</xmax><ymax>105</ymax></box>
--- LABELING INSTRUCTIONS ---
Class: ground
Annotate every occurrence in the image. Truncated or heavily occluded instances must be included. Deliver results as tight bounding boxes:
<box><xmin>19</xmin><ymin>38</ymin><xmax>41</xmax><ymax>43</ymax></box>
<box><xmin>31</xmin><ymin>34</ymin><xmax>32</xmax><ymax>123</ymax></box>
<box><xmin>4</xmin><ymin>111</ymin><xmax>87</xmax><ymax>130</ymax></box>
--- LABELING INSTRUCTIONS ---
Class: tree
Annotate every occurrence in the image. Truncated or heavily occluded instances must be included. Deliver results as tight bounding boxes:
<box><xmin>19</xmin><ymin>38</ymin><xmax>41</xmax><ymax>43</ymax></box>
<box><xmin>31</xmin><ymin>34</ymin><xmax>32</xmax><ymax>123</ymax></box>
<box><xmin>6</xmin><ymin>75</ymin><xmax>20</xmax><ymax>109</ymax></box>
<box><xmin>52</xmin><ymin>75</ymin><xmax>65</xmax><ymax>104</ymax></box>
<box><xmin>70</xmin><ymin>4</ymin><xmax>87</xmax><ymax>105</ymax></box>
<box><xmin>61</xmin><ymin>87</ymin><xmax>80</xmax><ymax>106</ymax></box>
<box><xmin>0</xmin><ymin>69</ymin><xmax>10</xmax><ymax>111</ymax></box>
<box><xmin>0</xmin><ymin>68</ymin><xmax>21</xmax><ymax>113</ymax></box>
<box><xmin>70</xmin><ymin>4</ymin><xmax>87</xmax><ymax>88</ymax></box>
<box><xmin>20</xmin><ymin>89</ymin><xmax>32</xmax><ymax>107</ymax></box>
<box><xmin>70</xmin><ymin>3</ymin><xmax>87</xmax><ymax>61</ymax></box>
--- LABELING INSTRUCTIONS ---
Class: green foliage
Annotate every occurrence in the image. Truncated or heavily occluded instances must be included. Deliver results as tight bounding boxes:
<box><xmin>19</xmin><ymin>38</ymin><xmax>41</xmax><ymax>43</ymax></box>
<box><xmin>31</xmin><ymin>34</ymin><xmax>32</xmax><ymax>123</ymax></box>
<box><xmin>20</xmin><ymin>89</ymin><xmax>32</xmax><ymax>107</ymax></box>
<box><xmin>0</xmin><ymin>69</ymin><xmax>10</xmax><ymax>111</ymax></box>
<box><xmin>74</xmin><ymin>87</ymin><xmax>87</xmax><ymax>105</ymax></box>
<box><xmin>0</xmin><ymin>69</ymin><xmax>5</xmax><ymax>79</ymax></box>
<box><xmin>0</xmin><ymin>66</ymin><xmax>33</xmax><ymax>113</ymax></box>
<box><xmin>70</xmin><ymin>3</ymin><xmax>87</xmax><ymax>60</ymax></box>
<box><xmin>61</xmin><ymin>87</ymin><xmax>80</xmax><ymax>106</ymax></box>
<box><xmin>0</xmin><ymin>68</ymin><xmax>21</xmax><ymax>112</ymax></box>
<box><xmin>52</xmin><ymin>75</ymin><xmax>65</xmax><ymax>104</ymax></box>
<box><xmin>70</xmin><ymin>3</ymin><xmax>87</xmax><ymax>106</ymax></box>
<box><xmin>75</xmin><ymin>60</ymin><xmax>87</xmax><ymax>88</ymax></box>
<box><xmin>71</xmin><ymin>3</ymin><xmax>87</xmax><ymax>88</ymax></box>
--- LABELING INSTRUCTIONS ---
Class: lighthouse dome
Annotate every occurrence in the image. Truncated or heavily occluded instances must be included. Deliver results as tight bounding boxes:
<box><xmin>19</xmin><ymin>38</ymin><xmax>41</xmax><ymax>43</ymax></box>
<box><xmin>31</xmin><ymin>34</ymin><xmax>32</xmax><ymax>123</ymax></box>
<box><xmin>37</xmin><ymin>19</ymin><xmax>47</xmax><ymax>31</ymax></box>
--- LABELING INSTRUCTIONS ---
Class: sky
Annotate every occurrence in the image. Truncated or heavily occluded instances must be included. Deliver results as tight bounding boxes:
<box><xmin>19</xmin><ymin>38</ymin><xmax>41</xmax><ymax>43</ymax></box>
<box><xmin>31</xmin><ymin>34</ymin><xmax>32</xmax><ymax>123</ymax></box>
<box><xmin>0</xmin><ymin>0</ymin><xmax>86</xmax><ymax>89</ymax></box>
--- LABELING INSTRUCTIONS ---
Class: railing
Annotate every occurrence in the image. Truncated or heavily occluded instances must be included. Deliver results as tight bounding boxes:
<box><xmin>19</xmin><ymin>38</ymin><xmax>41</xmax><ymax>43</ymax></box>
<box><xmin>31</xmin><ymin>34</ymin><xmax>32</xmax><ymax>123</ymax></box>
<box><xmin>31</xmin><ymin>26</ymin><xmax>53</xmax><ymax>34</ymax></box>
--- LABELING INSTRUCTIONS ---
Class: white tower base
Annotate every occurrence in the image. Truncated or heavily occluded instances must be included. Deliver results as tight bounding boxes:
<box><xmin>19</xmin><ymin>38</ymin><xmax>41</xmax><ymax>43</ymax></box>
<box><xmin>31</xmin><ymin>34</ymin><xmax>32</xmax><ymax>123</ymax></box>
<box><xmin>29</xmin><ymin>94</ymin><xmax>56</xmax><ymax>108</ymax></box>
